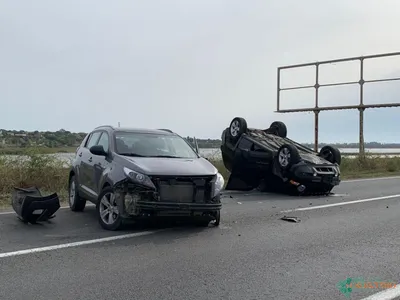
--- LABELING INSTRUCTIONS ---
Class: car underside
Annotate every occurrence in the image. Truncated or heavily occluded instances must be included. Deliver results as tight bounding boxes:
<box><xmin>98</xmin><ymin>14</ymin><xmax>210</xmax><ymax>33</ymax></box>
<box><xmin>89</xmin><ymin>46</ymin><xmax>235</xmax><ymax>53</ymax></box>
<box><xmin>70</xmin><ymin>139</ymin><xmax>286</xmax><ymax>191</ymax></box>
<box><xmin>220</xmin><ymin>117</ymin><xmax>342</xmax><ymax>196</ymax></box>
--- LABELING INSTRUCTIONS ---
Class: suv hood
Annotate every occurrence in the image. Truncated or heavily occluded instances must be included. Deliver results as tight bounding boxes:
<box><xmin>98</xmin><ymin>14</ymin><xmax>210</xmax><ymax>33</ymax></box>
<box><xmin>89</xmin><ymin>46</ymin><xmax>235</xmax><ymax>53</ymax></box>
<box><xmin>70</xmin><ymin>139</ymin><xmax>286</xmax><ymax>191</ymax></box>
<box><xmin>122</xmin><ymin>156</ymin><xmax>218</xmax><ymax>176</ymax></box>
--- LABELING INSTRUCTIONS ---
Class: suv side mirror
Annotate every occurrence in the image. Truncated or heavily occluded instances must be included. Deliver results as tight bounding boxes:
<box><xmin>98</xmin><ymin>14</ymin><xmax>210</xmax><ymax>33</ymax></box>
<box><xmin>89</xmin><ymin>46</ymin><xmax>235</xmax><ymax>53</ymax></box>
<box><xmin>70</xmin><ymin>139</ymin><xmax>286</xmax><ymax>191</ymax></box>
<box><xmin>90</xmin><ymin>145</ymin><xmax>107</xmax><ymax>156</ymax></box>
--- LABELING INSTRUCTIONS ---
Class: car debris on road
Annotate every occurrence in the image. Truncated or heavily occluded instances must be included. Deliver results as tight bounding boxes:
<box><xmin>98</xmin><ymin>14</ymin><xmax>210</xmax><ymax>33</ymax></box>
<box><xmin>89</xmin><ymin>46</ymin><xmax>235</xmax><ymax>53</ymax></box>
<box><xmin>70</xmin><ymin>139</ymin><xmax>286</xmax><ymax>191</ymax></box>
<box><xmin>280</xmin><ymin>216</ymin><xmax>301</xmax><ymax>223</ymax></box>
<box><xmin>220</xmin><ymin>117</ymin><xmax>342</xmax><ymax>196</ymax></box>
<box><xmin>11</xmin><ymin>186</ymin><xmax>60</xmax><ymax>224</ymax></box>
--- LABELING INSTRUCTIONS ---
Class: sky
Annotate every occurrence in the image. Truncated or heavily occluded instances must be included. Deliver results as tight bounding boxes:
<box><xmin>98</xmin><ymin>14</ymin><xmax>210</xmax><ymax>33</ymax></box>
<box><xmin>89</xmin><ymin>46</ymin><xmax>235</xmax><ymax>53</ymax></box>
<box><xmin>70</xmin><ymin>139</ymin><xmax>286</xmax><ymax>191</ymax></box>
<box><xmin>1</xmin><ymin>0</ymin><xmax>400</xmax><ymax>143</ymax></box>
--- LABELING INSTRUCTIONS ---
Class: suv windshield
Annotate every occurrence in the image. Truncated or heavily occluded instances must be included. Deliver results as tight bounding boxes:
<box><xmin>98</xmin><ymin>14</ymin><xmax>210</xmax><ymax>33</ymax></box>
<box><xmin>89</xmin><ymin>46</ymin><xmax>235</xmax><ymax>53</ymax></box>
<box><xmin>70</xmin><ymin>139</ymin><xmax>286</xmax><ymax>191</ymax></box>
<box><xmin>114</xmin><ymin>131</ymin><xmax>199</xmax><ymax>159</ymax></box>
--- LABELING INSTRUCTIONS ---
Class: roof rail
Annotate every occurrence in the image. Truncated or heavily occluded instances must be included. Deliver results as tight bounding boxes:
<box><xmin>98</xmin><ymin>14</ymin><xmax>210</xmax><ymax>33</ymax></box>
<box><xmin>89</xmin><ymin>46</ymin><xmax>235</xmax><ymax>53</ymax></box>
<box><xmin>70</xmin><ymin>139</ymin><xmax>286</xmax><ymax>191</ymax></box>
<box><xmin>94</xmin><ymin>125</ymin><xmax>115</xmax><ymax>130</ymax></box>
<box><xmin>158</xmin><ymin>128</ymin><xmax>173</xmax><ymax>133</ymax></box>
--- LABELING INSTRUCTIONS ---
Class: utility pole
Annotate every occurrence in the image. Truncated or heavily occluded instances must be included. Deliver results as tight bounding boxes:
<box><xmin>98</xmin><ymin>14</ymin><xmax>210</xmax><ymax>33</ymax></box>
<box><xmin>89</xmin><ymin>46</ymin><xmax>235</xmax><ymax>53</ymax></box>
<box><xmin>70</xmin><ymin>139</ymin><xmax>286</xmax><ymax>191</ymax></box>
<box><xmin>118</xmin><ymin>122</ymin><xmax>120</xmax><ymax>128</ymax></box>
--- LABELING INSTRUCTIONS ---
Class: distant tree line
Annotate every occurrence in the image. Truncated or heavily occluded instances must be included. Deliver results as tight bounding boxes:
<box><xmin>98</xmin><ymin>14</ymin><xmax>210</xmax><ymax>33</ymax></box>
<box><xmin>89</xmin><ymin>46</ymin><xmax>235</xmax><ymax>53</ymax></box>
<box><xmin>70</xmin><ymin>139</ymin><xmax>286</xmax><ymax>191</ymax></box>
<box><xmin>0</xmin><ymin>129</ymin><xmax>399</xmax><ymax>149</ymax></box>
<box><xmin>0</xmin><ymin>129</ymin><xmax>87</xmax><ymax>148</ymax></box>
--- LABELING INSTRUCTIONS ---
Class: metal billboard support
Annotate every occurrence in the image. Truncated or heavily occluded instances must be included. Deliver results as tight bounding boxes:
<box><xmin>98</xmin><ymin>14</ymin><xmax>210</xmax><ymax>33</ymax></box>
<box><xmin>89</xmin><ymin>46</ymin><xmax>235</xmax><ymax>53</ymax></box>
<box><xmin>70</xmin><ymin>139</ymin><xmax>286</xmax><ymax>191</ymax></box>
<box><xmin>276</xmin><ymin>51</ymin><xmax>400</xmax><ymax>156</ymax></box>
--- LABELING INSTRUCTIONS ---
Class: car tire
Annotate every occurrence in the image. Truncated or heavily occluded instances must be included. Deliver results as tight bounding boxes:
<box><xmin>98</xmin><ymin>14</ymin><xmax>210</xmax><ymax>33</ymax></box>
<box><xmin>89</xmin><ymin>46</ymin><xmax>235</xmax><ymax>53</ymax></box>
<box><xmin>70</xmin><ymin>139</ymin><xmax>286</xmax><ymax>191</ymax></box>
<box><xmin>97</xmin><ymin>187</ymin><xmax>124</xmax><ymax>231</ymax></box>
<box><xmin>228</xmin><ymin>117</ymin><xmax>247</xmax><ymax>142</ymax></box>
<box><xmin>68</xmin><ymin>175</ymin><xmax>86</xmax><ymax>212</ymax></box>
<box><xmin>319</xmin><ymin>145</ymin><xmax>342</xmax><ymax>165</ymax></box>
<box><xmin>213</xmin><ymin>210</ymin><xmax>220</xmax><ymax>226</ymax></box>
<box><xmin>277</xmin><ymin>144</ymin><xmax>301</xmax><ymax>170</ymax></box>
<box><xmin>268</xmin><ymin>121</ymin><xmax>287</xmax><ymax>138</ymax></box>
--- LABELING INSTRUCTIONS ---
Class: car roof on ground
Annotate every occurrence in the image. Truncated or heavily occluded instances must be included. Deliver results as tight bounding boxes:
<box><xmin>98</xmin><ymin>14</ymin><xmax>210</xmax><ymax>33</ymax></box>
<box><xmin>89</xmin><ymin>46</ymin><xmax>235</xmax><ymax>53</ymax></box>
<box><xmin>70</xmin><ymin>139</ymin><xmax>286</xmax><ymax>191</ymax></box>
<box><xmin>94</xmin><ymin>125</ymin><xmax>175</xmax><ymax>135</ymax></box>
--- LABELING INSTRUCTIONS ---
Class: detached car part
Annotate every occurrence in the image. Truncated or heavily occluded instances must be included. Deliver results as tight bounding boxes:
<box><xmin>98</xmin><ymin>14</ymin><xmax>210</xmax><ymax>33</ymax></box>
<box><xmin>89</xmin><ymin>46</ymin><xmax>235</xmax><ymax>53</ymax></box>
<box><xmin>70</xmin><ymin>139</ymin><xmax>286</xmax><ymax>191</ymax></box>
<box><xmin>11</xmin><ymin>187</ymin><xmax>60</xmax><ymax>224</ymax></box>
<box><xmin>221</xmin><ymin>117</ymin><xmax>342</xmax><ymax>196</ymax></box>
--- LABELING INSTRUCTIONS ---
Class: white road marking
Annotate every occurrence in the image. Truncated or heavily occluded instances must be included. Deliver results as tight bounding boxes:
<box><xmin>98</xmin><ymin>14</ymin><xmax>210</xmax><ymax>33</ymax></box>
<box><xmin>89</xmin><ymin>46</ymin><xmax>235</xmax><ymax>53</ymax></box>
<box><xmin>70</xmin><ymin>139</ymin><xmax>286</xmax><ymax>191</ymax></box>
<box><xmin>280</xmin><ymin>194</ymin><xmax>400</xmax><ymax>213</ymax></box>
<box><xmin>342</xmin><ymin>176</ymin><xmax>400</xmax><ymax>183</ymax></box>
<box><xmin>359</xmin><ymin>284</ymin><xmax>400</xmax><ymax>300</ymax></box>
<box><xmin>0</xmin><ymin>231</ymin><xmax>158</xmax><ymax>259</ymax></box>
<box><xmin>328</xmin><ymin>193</ymin><xmax>349</xmax><ymax>197</ymax></box>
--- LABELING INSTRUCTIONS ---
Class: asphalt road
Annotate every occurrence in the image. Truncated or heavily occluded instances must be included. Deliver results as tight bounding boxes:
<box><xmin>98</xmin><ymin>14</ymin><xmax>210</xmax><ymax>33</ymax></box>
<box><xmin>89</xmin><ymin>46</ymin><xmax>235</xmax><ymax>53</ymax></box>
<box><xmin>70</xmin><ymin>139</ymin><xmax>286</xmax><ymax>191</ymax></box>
<box><xmin>1</xmin><ymin>176</ymin><xmax>400</xmax><ymax>300</ymax></box>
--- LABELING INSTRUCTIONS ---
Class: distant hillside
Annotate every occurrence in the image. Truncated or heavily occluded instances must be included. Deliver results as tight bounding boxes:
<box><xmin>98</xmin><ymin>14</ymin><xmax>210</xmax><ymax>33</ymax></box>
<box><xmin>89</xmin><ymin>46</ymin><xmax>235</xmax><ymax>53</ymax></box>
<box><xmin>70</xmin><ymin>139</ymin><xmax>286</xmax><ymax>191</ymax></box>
<box><xmin>0</xmin><ymin>129</ymin><xmax>399</xmax><ymax>150</ymax></box>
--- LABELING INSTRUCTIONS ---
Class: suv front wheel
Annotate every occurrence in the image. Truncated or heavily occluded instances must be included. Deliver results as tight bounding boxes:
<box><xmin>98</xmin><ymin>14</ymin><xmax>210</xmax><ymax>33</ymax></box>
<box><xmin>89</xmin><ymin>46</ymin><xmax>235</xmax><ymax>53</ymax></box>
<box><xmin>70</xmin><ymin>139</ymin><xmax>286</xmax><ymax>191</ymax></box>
<box><xmin>97</xmin><ymin>187</ymin><xmax>124</xmax><ymax>231</ymax></box>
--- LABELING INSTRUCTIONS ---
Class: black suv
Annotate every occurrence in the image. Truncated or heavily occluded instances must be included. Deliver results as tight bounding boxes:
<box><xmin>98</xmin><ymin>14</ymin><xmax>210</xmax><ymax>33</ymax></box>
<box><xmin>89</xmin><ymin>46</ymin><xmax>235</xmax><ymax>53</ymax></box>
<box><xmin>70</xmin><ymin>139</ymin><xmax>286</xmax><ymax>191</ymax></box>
<box><xmin>68</xmin><ymin>126</ymin><xmax>224</xmax><ymax>230</ymax></box>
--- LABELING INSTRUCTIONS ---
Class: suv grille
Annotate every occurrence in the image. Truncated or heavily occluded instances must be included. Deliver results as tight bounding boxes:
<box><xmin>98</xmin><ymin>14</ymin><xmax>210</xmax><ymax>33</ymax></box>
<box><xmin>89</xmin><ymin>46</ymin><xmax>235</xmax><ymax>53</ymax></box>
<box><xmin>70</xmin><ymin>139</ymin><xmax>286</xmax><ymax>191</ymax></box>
<box><xmin>150</xmin><ymin>176</ymin><xmax>214</xmax><ymax>203</ymax></box>
<box><xmin>313</xmin><ymin>166</ymin><xmax>336</xmax><ymax>174</ymax></box>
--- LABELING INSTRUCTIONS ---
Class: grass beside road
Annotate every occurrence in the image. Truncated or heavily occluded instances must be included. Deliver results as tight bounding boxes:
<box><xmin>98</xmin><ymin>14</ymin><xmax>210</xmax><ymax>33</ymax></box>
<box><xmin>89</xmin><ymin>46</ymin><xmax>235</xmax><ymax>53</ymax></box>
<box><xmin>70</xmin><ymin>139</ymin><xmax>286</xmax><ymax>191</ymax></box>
<box><xmin>0</xmin><ymin>146</ymin><xmax>77</xmax><ymax>155</ymax></box>
<box><xmin>0</xmin><ymin>150</ymin><xmax>400</xmax><ymax>208</ymax></box>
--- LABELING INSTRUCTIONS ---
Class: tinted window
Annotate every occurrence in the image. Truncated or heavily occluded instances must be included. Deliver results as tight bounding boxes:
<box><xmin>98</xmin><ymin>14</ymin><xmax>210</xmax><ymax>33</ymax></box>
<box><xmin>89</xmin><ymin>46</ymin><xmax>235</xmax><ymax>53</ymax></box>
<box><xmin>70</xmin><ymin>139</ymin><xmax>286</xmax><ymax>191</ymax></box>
<box><xmin>252</xmin><ymin>144</ymin><xmax>266</xmax><ymax>152</ymax></box>
<box><xmin>238</xmin><ymin>138</ymin><xmax>252</xmax><ymax>150</ymax></box>
<box><xmin>86</xmin><ymin>132</ymin><xmax>102</xmax><ymax>148</ymax></box>
<box><xmin>97</xmin><ymin>132</ymin><xmax>109</xmax><ymax>152</ymax></box>
<box><xmin>114</xmin><ymin>132</ymin><xmax>198</xmax><ymax>159</ymax></box>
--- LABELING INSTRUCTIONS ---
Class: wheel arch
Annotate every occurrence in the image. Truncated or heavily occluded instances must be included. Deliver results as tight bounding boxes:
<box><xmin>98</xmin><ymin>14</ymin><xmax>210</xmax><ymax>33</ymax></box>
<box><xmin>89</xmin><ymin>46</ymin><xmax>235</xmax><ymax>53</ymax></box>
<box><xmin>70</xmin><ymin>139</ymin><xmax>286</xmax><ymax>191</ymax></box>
<box><xmin>69</xmin><ymin>170</ymin><xmax>75</xmax><ymax>183</ymax></box>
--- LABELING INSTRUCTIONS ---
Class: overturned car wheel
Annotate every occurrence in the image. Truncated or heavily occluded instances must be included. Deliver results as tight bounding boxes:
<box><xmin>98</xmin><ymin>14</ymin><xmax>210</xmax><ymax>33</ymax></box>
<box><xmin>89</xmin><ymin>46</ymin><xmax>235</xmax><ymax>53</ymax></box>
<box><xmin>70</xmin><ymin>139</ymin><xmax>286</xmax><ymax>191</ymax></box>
<box><xmin>229</xmin><ymin>117</ymin><xmax>247</xmax><ymax>142</ymax></box>
<box><xmin>266</xmin><ymin>121</ymin><xmax>287</xmax><ymax>138</ymax></box>
<box><xmin>319</xmin><ymin>145</ymin><xmax>341</xmax><ymax>165</ymax></box>
<box><xmin>277</xmin><ymin>144</ymin><xmax>301</xmax><ymax>170</ymax></box>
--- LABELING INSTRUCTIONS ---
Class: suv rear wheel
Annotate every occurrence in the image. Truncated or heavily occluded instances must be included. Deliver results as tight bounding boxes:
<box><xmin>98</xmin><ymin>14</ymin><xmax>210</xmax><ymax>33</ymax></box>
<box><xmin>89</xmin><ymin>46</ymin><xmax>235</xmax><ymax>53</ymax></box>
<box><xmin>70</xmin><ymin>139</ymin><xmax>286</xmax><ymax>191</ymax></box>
<box><xmin>97</xmin><ymin>187</ymin><xmax>124</xmax><ymax>231</ymax></box>
<box><xmin>68</xmin><ymin>175</ymin><xmax>86</xmax><ymax>212</ymax></box>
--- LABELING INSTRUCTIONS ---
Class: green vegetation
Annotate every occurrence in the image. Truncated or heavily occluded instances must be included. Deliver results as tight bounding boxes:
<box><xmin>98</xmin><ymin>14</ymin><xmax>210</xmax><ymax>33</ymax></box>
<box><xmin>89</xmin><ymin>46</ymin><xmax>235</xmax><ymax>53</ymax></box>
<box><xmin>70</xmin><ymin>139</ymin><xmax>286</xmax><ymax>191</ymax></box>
<box><xmin>0</xmin><ymin>129</ymin><xmax>86</xmax><ymax>154</ymax></box>
<box><xmin>0</xmin><ymin>150</ymin><xmax>69</xmax><ymax>208</ymax></box>
<box><xmin>0</xmin><ymin>146</ymin><xmax>78</xmax><ymax>155</ymax></box>
<box><xmin>1</xmin><ymin>148</ymin><xmax>400</xmax><ymax>209</ymax></box>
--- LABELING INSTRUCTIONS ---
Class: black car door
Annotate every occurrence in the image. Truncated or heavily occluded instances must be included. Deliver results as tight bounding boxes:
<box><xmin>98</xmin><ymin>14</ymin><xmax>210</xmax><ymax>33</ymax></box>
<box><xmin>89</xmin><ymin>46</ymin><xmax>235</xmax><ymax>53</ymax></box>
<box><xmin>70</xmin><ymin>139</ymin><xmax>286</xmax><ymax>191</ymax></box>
<box><xmin>91</xmin><ymin>131</ymin><xmax>111</xmax><ymax>196</ymax></box>
<box><xmin>247</xmin><ymin>143</ymin><xmax>272</xmax><ymax>171</ymax></box>
<box><xmin>79</xmin><ymin>131</ymin><xmax>102</xmax><ymax>199</ymax></box>
<box><xmin>234</xmin><ymin>138</ymin><xmax>271</xmax><ymax>179</ymax></box>
<box><xmin>233</xmin><ymin>138</ymin><xmax>253</xmax><ymax>173</ymax></box>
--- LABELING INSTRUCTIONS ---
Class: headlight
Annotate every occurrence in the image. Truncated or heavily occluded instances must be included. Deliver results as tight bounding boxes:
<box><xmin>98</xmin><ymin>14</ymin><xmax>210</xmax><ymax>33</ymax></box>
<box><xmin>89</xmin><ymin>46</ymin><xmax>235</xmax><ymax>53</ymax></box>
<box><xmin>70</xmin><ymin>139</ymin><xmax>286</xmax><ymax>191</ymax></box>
<box><xmin>123</xmin><ymin>167</ymin><xmax>156</xmax><ymax>189</ymax></box>
<box><xmin>212</xmin><ymin>172</ymin><xmax>225</xmax><ymax>197</ymax></box>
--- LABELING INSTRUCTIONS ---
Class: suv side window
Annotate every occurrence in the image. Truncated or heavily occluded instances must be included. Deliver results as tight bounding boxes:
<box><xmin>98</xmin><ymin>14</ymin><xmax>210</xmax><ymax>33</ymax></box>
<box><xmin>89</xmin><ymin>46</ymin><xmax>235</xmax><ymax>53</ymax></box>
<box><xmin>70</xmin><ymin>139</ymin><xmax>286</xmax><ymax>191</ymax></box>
<box><xmin>251</xmin><ymin>143</ymin><xmax>266</xmax><ymax>152</ymax></box>
<box><xmin>238</xmin><ymin>138</ymin><xmax>253</xmax><ymax>150</ymax></box>
<box><xmin>97</xmin><ymin>132</ymin><xmax>109</xmax><ymax>153</ymax></box>
<box><xmin>85</xmin><ymin>132</ymin><xmax>102</xmax><ymax>149</ymax></box>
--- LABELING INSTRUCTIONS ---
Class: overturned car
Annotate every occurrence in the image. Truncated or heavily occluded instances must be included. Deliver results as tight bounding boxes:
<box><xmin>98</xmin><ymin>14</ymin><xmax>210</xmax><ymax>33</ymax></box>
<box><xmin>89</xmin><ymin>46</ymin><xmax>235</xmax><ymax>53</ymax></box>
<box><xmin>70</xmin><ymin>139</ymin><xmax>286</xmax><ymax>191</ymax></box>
<box><xmin>221</xmin><ymin>117</ymin><xmax>342</xmax><ymax>195</ymax></box>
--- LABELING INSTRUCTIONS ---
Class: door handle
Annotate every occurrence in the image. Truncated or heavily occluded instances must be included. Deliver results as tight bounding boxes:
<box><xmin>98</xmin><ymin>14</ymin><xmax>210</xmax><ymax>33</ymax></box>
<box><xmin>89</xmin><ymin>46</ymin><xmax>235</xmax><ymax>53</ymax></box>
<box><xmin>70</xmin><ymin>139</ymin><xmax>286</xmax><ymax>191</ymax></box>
<box><xmin>79</xmin><ymin>152</ymin><xmax>82</xmax><ymax>157</ymax></box>
<box><xmin>88</xmin><ymin>157</ymin><xmax>93</xmax><ymax>162</ymax></box>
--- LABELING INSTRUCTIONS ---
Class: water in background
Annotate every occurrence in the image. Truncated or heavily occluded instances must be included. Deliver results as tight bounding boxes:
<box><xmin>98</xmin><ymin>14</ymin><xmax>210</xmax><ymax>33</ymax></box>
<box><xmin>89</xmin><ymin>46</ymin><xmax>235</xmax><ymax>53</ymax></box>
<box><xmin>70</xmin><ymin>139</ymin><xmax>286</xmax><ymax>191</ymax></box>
<box><xmin>2</xmin><ymin>148</ymin><xmax>400</xmax><ymax>167</ymax></box>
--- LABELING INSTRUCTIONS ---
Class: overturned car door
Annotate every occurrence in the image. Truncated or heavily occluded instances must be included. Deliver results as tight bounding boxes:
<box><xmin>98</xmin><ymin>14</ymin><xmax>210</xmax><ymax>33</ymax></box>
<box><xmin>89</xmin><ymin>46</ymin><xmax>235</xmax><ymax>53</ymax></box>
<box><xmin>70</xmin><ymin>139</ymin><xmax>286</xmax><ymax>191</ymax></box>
<box><xmin>225</xmin><ymin>137</ymin><xmax>272</xmax><ymax>191</ymax></box>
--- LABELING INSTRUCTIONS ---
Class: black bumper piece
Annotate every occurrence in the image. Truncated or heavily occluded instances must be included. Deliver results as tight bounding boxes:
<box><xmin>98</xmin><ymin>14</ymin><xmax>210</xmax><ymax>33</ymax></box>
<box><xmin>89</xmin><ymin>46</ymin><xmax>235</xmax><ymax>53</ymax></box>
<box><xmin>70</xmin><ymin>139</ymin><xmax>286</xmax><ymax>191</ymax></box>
<box><xmin>11</xmin><ymin>186</ymin><xmax>61</xmax><ymax>223</ymax></box>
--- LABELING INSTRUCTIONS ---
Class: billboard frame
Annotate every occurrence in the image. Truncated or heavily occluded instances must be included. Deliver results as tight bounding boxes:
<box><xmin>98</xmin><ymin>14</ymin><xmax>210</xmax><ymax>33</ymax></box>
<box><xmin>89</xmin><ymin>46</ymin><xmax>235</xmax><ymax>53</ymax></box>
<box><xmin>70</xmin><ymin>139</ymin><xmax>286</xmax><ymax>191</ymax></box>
<box><xmin>276</xmin><ymin>51</ymin><xmax>400</xmax><ymax>155</ymax></box>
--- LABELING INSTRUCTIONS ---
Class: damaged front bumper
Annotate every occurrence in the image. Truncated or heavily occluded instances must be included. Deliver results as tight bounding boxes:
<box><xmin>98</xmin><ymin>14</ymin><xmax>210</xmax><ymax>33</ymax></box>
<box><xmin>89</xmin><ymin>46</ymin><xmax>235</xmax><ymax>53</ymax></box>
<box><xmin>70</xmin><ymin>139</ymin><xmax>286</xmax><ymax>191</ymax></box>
<box><xmin>290</xmin><ymin>163</ymin><xmax>341</xmax><ymax>185</ymax></box>
<box><xmin>284</xmin><ymin>162</ymin><xmax>341</xmax><ymax>194</ymax></box>
<box><xmin>113</xmin><ymin>180</ymin><xmax>222</xmax><ymax>219</ymax></box>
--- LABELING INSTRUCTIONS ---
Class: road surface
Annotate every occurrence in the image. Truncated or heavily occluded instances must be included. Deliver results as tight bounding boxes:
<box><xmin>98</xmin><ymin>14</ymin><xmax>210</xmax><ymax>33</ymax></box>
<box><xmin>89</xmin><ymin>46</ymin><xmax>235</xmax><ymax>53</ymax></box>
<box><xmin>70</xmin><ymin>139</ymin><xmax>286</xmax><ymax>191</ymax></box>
<box><xmin>1</xmin><ymin>176</ymin><xmax>400</xmax><ymax>300</ymax></box>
